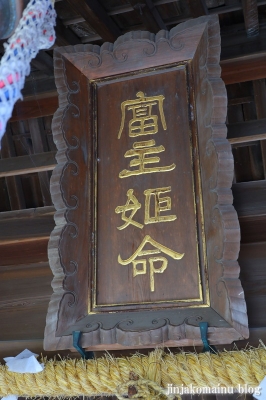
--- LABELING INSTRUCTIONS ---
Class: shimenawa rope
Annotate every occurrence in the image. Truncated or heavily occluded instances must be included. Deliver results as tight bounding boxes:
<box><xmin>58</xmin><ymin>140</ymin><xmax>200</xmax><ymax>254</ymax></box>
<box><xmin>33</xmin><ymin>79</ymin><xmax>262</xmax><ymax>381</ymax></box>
<box><xmin>0</xmin><ymin>347</ymin><xmax>266</xmax><ymax>399</ymax></box>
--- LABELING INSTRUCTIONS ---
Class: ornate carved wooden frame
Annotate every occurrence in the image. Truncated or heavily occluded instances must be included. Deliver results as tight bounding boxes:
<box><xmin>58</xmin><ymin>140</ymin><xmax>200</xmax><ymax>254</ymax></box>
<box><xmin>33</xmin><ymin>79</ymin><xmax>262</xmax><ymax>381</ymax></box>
<box><xmin>44</xmin><ymin>15</ymin><xmax>248</xmax><ymax>351</ymax></box>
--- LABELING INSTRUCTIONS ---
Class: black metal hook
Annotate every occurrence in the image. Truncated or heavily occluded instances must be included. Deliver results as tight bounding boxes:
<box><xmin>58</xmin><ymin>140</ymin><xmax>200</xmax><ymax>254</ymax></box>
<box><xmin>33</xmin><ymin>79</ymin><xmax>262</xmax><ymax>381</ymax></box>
<box><xmin>72</xmin><ymin>331</ymin><xmax>94</xmax><ymax>359</ymax></box>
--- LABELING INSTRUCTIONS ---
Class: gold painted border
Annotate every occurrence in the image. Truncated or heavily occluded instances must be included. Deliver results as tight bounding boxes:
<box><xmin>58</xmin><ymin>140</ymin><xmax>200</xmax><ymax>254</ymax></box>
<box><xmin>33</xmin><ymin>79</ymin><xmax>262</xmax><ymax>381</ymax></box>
<box><xmin>89</xmin><ymin>63</ymin><xmax>209</xmax><ymax>313</ymax></box>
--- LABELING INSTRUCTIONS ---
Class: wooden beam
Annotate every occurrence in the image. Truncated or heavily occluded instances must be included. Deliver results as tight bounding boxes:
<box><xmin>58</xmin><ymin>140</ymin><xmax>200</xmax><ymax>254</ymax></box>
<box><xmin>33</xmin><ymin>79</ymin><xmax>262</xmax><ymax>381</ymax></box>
<box><xmin>128</xmin><ymin>0</ymin><xmax>167</xmax><ymax>32</ymax></box>
<box><xmin>238</xmin><ymin>242</ymin><xmax>266</xmax><ymax>328</ymax></box>
<box><xmin>0</xmin><ymin>206</ymin><xmax>55</xmax><ymax>242</ymax></box>
<box><xmin>0</xmin><ymin>151</ymin><xmax>56</xmax><ymax>178</ymax></box>
<box><xmin>239</xmin><ymin>215</ymin><xmax>266</xmax><ymax>243</ymax></box>
<box><xmin>9</xmin><ymin>52</ymin><xmax>266</xmax><ymax>122</ymax></box>
<box><xmin>253</xmin><ymin>79</ymin><xmax>266</xmax><ymax>178</ymax></box>
<box><xmin>22</xmin><ymin>77</ymin><xmax>56</xmax><ymax>98</ymax></box>
<box><xmin>221</xmin><ymin>52</ymin><xmax>266</xmax><ymax>85</ymax></box>
<box><xmin>28</xmin><ymin>119</ymin><xmax>52</xmax><ymax>206</ymax></box>
<box><xmin>11</xmin><ymin>94</ymin><xmax>58</xmax><ymax>122</ymax></box>
<box><xmin>55</xmin><ymin>17</ymin><xmax>81</xmax><ymax>46</ymax></box>
<box><xmin>227</xmin><ymin>118</ymin><xmax>266</xmax><ymax>144</ymax></box>
<box><xmin>1</xmin><ymin>127</ymin><xmax>26</xmax><ymax>210</ymax></box>
<box><xmin>30</xmin><ymin>51</ymin><xmax>54</xmax><ymax>77</ymax></box>
<box><xmin>232</xmin><ymin>180</ymin><xmax>266</xmax><ymax>218</ymax></box>
<box><xmin>228</xmin><ymin>96</ymin><xmax>253</xmax><ymax>106</ymax></box>
<box><xmin>221</xmin><ymin>29</ymin><xmax>266</xmax><ymax>61</ymax></box>
<box><xmin>186</xmin><ymin>0</ymin><xmax>208</xmax><ymax>17</ymax></box>
<box><xmin>242</xmin><ymin>0</ymin><xmax>259</xmax><ymax>37</ymax></box>
<box><xmin>65</xmin><ymin>0</ymin><xmax>121</xmax><ymax>42</ymax></box>
<box><xmin>0</xmin><ymin>237</ymin><xmax>49</xmax><ymax>266</ymax></box>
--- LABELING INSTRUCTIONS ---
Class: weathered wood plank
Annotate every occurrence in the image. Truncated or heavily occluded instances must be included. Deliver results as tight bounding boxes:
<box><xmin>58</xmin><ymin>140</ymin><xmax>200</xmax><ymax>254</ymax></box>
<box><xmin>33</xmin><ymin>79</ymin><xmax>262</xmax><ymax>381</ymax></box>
<box><xmin>253</xmin><ymin>79</ymin><xmax>266</xmax><ymax>178</ymax></box>
<box><xmin>232</xmin><ymin>180</ymin><xmax>266</xmax><ymax>218</ymax></box>
<box><xmin>0</xmin><ymin>237</ymin><xmax>49</xmax><ymax>266</ymax></box>
<box><xmin>0</xmin><ymin>206</ymin><xmax>55</xmax><ymax>242</ymax></box>
<box><xmin>28</xmin><ymin>119</ymin><xmax>52</xmax><ymax>205</ymax></box>
<box><xmin>227</xmin><ymin>119</ymin><xmax>266</xmax><ymax>144</ymax></box>
<box><xmin>65</xmin><ymin>0</ymin><xmax>121</xmax><ymax>42</ymax></box>
<box><xmin>127</xmin><ymin>0</ymin><xmax>167</xmax><ymax>31</ymax></box>
<box><xmin>239</xmin><ymin>242</ymin><xmax>266</xmax><ymax>327</ymax></box>
<box><xmin>0</xmin><ymin>205</ymin><xmax>55</xmax><ymax>221</ymax></box>
<box><xmin>239</xmin><ymin>215</ymin><xmax>266</xmax><ymax>243</ymax></box>
<box><xmin>0</xmin><ymin>301</ymin><xmax>50</xmax><ymax>341</ymax></box>
<box><xmin>187</xmin><ymin>0</ymin><xmax>208</xmax><ymax>17</ymax></box>
<box><xmin>0</xmin><ymin>151</ymin><xmax>56</xmax><ymax>178</ymax></box>
<box><xmin>221</xmin><ymin>53</ymin><xmax>266</xmax><ymax>84</ymax></box>
<box><xmin>30</xmin><ymin>51</ymin><xmax>54</xmax><ymax>77</ymax></box>
<box><xmin>11</xmin><ymin>95</ymin><xmax>58</xmax><ymax>122</ymax></box>
<box><xmin>55</xmin><ymin>16</ymin><xmax>81</xmax><ymax>46</ymax></box>
<box><xmin>22</xmin><ymin>77</ymin><xmax>56</xmax><ymax>98</ymax></box>
<box><xmin>1</xmin><ymin>127</ymin><xmax>25</xmax><ymax>210</ymax></box>
<box><xmin>0</xmin><ymin>262</ymin><xmax>52</xmax><ymax>306</ymax></box>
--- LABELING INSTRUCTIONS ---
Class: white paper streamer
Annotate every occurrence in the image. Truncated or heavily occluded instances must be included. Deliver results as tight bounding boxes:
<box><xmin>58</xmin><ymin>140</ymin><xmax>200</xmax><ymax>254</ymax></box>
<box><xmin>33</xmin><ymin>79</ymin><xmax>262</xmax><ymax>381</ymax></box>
<box><xmin>4</xmin><ymin>348</ymin><xmax>44</xmax><ymax>373</ymax></box>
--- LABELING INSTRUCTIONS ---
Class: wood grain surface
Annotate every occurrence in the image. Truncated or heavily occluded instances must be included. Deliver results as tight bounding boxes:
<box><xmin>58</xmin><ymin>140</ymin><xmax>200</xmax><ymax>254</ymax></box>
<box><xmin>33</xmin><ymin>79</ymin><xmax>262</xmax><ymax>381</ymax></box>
<box><xmin>44</xmin><ymin>15</ymin><xmax>248</xmax><ymax>351</ymax></box>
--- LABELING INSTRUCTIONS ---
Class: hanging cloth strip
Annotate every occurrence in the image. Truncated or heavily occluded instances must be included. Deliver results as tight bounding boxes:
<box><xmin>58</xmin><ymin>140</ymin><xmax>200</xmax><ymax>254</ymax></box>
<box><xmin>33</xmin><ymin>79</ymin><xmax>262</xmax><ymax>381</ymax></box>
<box><xmin>0</xmin><ymin>0</ymin><xmax>56</xmax><ymax>144</ymax></box>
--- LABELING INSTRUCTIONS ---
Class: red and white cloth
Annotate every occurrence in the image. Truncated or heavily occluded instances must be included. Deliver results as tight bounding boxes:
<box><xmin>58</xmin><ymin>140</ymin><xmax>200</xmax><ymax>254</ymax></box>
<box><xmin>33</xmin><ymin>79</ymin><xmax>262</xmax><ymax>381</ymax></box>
<box><xmin>0</xmin><ymin>0</ymin><xmax>56</xmax><ymax>144</ymax></box>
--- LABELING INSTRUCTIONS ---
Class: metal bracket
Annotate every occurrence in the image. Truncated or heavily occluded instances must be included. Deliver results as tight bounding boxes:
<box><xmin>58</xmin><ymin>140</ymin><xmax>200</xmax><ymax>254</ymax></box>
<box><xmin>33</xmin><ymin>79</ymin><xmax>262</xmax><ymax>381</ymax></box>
<box><xmin>72</xmin><ymin>331</ymin><xmax>94</xmax><ymax>359</ymax></box>
<box><xmin>199</xmin><ymin>322</ymin><xmax>217</xmax><ymax>353</ymax></box>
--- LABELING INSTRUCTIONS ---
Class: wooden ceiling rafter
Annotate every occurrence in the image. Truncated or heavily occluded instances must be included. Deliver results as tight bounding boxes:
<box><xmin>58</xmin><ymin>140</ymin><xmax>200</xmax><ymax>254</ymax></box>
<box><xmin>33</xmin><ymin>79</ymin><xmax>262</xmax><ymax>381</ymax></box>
<box><xmin>0</xmin><ymin>151</ymin><xmax>56</xmax><ymax>179</ymax></box>
<box><xmin>1</xmin><ymin>127</ymin><xmax>26</xmax><ymax>210</ymax></box>
<box><xmin>30</xmin><ymin>51</ymin><xmax>54</xmax><ymax>77</ymax></box>
<box><xmin>126</xmin><ymin>0</ymin><xmax>167</xmax><ymax>31</ymax></box>
<box><xmin>65</xmin><ymin>0</ymin><xmax>121</xmax><ymax>42</ymax></box>
<box><xmin>11</xmin><ymin>51</ymin><xmax>266</xmax><ymax>122</ymax></box>
<box><xmin>28</xmin><ymin>119</ymin><xmax>52</xmax><ymax>206</ymax></box>
<box><xmin>242</xmin><ymin>0</ymin><xmax>260</xmax><ymax>37</ymax></box>
<box><xmin>253</xmin><ymin>79</ymin><xmax>266</xmax><ymax>176</ymax></box>
<box><xmin>187</xmin><ymin>0</ymin><xmax>209</xmax><ymax>17</ymax></box>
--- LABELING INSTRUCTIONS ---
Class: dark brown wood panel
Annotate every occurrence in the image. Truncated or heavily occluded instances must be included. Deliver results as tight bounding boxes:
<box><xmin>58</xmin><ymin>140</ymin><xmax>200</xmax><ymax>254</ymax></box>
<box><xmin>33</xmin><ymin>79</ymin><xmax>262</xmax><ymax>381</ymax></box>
<box><xmin>127</xmin><ymin>0</ymin><xmax>167</xmax><ymax>31</ymax></box>
<box><xmin>29</xmin><ymin>118</ymin><xmax>53</xmax><ymax>206</ymax></box>
<box><xmin>96</xmin><ymin>67</ymin><xmax>202</xmax><ymax>309</ymax></box>
<box><xmin>239</xmin><ymin>242</ymin><xmax>266</xmax><ymax>327</ymax></box>
<box><xmin>44</xmin><ymin>16</ymin><xmax>248</xmax><ymax>351</ymax></box>
<box><xmin>187</xmin><ymin>0</ymin><xmax>208</xmax><ymax>17</ymax></box>
<box><xmin>65</xmin><ymin>0</ymin><xmax>121</xmax><ymax>42</ymax></box>
<box><xmin>0</xmin><ymin>206</ymin><xmax>55</xmax><ymax>242</ymax></box>
<box><xmin>0</xmin><ymin>238</ymin><xmax>49</xmax><ymax>266</ymax></box>
<box><xmin>239</xmin><ymin>215</ymin><xmax>266</xmax><ymax>243</ymax></box>
<box><xmin>0</xmin><ymin>301</ymin><xmax>50</xmax><ymax>341</ymax></box>
<box><xmin>1</xmin><ymin>127</ymin><xmax>25</xmax><ymax>210</ymax></box>
<box><xmin>0</xmin><ymin>262</ymin><xmax>52</xmax><ymax>306</ymax></box>
<box><xmin>253</xmin><ymin>79</ymin><xmax>266</xmax><ymax>178</ymax></box>
<box><xmin>0</xmin><ymin>151</ymin><xmax>56</xmax><ymax>178</ymax></box>
<box><xmin>11</xmin><ymin>95</ymin><xmax>59</xmax><ymax>122</ymax></box>
<box><xmin>221</xmin><ymin>53</ymin><xmax>266</xmax><ymax>84</ymax></box>
<box><xmin>227</xmin><ymin>119</ymin><xmax>266</xmax><ymax>144</ymax></box>
<box><xmin>233</xmin><ymin>180</ymin><xmax>266</xmax><ymax>217</ymax></box>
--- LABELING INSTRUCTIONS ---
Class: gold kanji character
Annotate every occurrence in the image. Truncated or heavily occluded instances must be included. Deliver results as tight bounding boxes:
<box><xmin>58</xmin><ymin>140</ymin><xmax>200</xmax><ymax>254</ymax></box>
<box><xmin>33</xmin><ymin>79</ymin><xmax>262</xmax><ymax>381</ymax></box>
<box><xmin>144</xmin><ymin>186</ymin><xmax>177</xmax><ymax>224</ymax></box>
<box><xmin>115</xmin><ymin>189</ymin><xmax>144</xmax><ymax>230</ymax></box>
<box><xmin>118</xmin><ymin>235</ymin><xmax>184</xmax><ymax>292</ymax></box>
<box><xmin>119</xmin><ymin>139</ymin><xmax>176</xmax><ymax>179</ymax></box>
<box><xmin>117</xmin><ymin>91</ymin><xmax>167</xmax><ymax>139</ymax></box>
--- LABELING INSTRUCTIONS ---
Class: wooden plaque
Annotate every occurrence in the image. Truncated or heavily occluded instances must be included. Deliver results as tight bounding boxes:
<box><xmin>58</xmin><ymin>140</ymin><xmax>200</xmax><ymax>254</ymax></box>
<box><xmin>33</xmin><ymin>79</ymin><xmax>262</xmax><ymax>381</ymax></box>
<box><xmin>44</xmin><ymin>15</ymin><xmax>249</xmax><ymax>351</ymax></box>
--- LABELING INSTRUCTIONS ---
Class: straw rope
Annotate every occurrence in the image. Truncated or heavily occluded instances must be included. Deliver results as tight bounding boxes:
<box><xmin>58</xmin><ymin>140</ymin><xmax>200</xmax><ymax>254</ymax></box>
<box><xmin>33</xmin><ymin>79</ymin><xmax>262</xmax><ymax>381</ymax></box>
<box><xmin>0</xmin><ymin>347</ymin><xmax>266</xmax><ymax>399</ymax></box>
